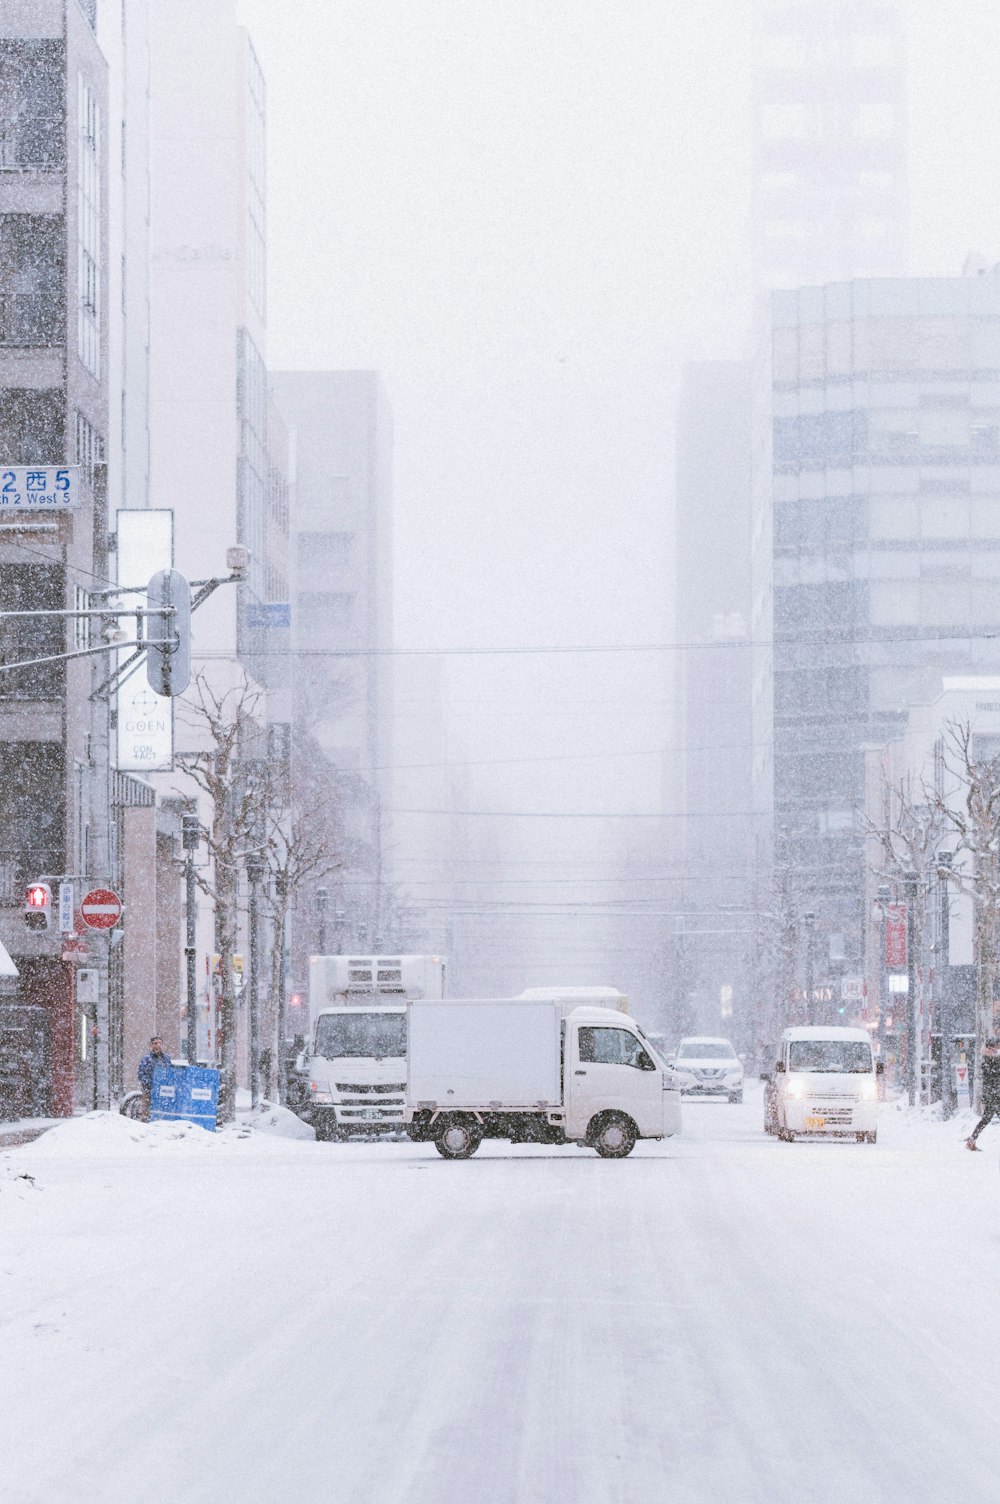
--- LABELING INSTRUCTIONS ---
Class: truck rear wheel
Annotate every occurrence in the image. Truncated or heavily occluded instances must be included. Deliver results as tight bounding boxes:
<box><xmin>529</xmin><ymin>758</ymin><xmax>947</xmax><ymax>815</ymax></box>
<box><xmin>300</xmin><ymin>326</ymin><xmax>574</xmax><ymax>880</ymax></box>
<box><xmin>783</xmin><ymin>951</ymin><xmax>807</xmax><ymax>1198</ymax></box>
<box><xmin>434</xmin><ymin>1116</ymin><xmax>482</xmax><ymax>1159</ymax></box>
<box><xmin>590</xmin><ymin>1112</ymin><xmax>637</xmax><ymax>1159</ymax></box>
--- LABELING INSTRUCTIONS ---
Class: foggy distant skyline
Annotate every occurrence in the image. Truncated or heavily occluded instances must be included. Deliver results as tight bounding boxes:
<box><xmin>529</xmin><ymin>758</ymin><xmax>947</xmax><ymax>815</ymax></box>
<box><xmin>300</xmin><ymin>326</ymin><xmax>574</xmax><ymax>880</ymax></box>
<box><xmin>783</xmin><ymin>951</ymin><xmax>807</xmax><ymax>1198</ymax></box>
<box><xmin>234</xmin><ymin>0</ymin><xmax>1000</xmax><ymax>996</ymax></box>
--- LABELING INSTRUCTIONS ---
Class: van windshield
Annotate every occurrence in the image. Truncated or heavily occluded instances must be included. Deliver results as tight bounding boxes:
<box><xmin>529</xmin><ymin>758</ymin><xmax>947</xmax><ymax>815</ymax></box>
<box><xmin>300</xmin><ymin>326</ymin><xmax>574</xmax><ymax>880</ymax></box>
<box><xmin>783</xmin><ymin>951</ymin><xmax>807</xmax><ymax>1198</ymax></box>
<box><xmin>789</xmin><ymin>1040</ymin><xmax>872</xmax><ymax>1073</ymax></box>
<box><xmin>314</xmin><ymin>1012</ymin><xmax>406</xmax><ymax>1060</ymax></box>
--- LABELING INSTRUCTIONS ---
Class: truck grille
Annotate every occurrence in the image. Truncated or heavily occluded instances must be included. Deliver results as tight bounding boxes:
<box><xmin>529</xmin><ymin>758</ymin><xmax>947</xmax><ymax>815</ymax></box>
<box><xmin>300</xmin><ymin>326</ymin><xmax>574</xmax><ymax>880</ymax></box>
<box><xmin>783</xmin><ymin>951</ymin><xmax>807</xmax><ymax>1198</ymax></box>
<box><xmin>335</xmin><ymin>1082</ymin><xmax>406</xmax><ymax>1095</ymax></box>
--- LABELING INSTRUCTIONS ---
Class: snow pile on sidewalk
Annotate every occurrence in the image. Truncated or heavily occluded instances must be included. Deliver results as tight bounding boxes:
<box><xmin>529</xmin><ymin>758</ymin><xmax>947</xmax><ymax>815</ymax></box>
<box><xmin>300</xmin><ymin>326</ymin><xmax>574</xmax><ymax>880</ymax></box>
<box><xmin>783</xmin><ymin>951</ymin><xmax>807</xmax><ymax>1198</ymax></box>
<box><xmin>235</xmin><ymin>1100</ymin><xmax>316</xmax><ymax>1140</ymax></box>
<box><xmin>17</xmin><ymin>1103</ymin><xmax>314</xmax><ymax>1159</ymax></box>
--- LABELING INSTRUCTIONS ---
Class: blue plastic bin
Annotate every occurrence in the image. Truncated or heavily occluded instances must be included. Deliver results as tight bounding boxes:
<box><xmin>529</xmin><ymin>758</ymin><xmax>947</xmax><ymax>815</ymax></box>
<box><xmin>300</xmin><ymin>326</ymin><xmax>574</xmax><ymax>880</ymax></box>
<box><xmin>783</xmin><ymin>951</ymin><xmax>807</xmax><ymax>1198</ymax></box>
<box><xmin>150</xmin><ymin>1063</ymin><xmax>220</xmax><ymax>1131</ymax></box>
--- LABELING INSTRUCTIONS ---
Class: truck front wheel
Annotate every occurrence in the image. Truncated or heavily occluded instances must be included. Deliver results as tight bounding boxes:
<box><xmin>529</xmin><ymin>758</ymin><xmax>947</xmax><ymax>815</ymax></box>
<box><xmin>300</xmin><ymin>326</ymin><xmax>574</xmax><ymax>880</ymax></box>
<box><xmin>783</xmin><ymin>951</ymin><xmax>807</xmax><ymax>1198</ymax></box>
<box><xmin>434</xmin><ymin>1116</ymin><xmax>482</xmax><ymax>1159</ymax></box>
<box><xmin>590</xmin><ymin>1112</ymin><xmax>637</xmax><ymax>1159</ymax></box>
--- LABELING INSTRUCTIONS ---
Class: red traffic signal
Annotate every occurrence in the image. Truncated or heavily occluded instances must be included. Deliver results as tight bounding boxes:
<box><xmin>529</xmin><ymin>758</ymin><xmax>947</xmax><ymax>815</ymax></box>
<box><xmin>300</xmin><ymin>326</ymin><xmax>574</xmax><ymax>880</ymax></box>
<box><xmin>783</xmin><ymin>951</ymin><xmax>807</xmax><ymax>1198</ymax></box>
<box><xmin>24</xmin><ymin>881</ymin><xmax>52</xmax><ymax>931</ymax></box>
<box><xmin>289</xmin><ymin>993</ymin><xmax>303</xmax><ymax>1009</ymax></box>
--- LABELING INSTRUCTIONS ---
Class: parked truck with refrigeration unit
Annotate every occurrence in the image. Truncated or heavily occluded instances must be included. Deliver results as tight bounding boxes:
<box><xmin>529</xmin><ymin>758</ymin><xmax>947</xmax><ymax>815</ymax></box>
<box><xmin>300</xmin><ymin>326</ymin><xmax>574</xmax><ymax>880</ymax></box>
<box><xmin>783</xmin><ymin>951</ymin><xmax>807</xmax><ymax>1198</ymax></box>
<box><xmin>304</xmin><ymin>955</ymin><xmax>446</xmax><ymax>1138</ymax></box>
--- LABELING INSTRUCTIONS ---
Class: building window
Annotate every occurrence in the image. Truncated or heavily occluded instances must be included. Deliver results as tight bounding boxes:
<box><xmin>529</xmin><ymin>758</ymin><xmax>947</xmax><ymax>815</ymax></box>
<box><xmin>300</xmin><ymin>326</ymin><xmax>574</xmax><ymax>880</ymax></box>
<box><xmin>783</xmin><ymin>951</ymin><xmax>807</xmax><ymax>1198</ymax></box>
<box><xmin>759</xmin><ymin>103</ymin><xmax>809</xmax><ymax>140</ymax></box>
<box><xmin>245</xmin><ymin>41</ymin><xmax>267</xmax><ymax>321</ymax></box>
<box><xmin>77</xmin><ymin>73</ymin><xmax>101</xmax><ymax>378</ymax></box>
<box><xmin>75</xmin><ymin>411</ymin><xmax>104</xmax><ymax>485</ymax></box>
<box><xmin>0</xmin><ymin>564</ymin><xmax>64</xmax><ymax>699</ymax></box>
<box><xmin>74</xmin><ymin>584</ymin><xmax>90</xmax><ymax>651</ymax></box>
<box><xmin>0</xmin><ymin>742</ymin><xmax>65</xmax><ymax>899</ymax></box>
<box><xmin>0</xmin><ymin>41</ymin><xmax>65</xmax><ymax>170</ymax></box>
<box><xmin>0</xmin><ymin>389</ymin><xmax>63</xmax><ymax>462</ymax></box>
<box><xmin>0</xmin><ymin>215</ymin><xmax>64</xmax><ymax>346</ymax></box>
<box><xmin>853</xmin><ymin>103</ymin><xmax>896</xmax><ymax>140</ymax></box>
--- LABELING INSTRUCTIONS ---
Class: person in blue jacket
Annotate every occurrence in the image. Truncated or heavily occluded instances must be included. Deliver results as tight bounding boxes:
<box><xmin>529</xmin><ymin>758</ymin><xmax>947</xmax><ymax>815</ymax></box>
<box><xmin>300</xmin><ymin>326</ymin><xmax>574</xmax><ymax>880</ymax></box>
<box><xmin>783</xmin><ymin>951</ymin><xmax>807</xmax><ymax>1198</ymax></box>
<box><xmin>138</xmin><ymin>1036</ymin><xmax>168</xmax><ymax>1121</ymax></box>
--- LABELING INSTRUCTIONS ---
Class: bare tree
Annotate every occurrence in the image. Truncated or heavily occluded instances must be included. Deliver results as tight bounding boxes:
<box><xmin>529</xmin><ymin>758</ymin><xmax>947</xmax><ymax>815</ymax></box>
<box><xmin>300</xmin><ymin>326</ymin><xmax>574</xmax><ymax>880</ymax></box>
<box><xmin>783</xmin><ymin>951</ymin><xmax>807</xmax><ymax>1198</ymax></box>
<box><xmin>260</xmin><ymin>769</ymin><xmax>343</xmax><ymax>1102</ymax></box>
<box><xmin>923</xmin><ymin>721</ymin><xmax>1000</xmax><ymax>1094</ymax></box>
<box><xmin>175</xmin><ymin>671</ymin><xmax>267</xmax><ymax>1122</ymax></box>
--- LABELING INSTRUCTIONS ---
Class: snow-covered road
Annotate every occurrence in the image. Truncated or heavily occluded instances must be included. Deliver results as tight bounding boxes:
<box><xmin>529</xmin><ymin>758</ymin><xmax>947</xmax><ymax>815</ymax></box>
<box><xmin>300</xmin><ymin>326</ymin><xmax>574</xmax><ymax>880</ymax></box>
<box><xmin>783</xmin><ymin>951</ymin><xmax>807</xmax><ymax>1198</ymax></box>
<box><xmin>2</xmin><ymin>1091</ymin><xmax>997</xmax><ymax>1504</ymax></box>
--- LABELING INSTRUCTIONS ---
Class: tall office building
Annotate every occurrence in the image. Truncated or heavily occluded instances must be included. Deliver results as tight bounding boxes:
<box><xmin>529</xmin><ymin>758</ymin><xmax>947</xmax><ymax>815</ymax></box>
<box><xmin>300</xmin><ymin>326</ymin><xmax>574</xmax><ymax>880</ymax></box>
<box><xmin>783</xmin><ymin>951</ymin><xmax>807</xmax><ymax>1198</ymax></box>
<box><xmin>753</xmin><ymin>269</ymin><xmax>1000</xmax><ymax>980</ymax></box>
<box><xmin>147</xmin><ymin>2</ymin><xmax>286</xmax><ymax>677</ymax></box>
<box><xmin>672</xmin><ymin>362</ymin><xmax>755</xmax><ymax>1034</ymax></box>
<box><xmin>145</xmin><ymin>1</ymin><xmax>289</xmax><ymax>1080</ymax></box>
<box><xmin>273</xmin><ymin>370</ymin><xmax>394</xmax><ymax>964</ymax></box>
<box><xmin>753</xmin><ymin>1</ymin><xmax>906</xmax><ymax>290</ymax></box>
<box><xmin>0</xmin><ymin>0</ymin><xmax>111</xmax><ymax>1116</ymax></box>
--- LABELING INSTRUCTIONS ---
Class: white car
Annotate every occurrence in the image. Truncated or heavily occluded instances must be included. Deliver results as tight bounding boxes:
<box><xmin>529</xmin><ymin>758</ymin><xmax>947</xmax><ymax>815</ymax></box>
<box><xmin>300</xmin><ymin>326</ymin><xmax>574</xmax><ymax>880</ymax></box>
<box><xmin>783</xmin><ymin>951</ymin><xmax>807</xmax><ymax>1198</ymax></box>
<box><xmin>671</xmin><ymin>1037</ymin><xmax>744</xmax><ymax>1103</ymax></box>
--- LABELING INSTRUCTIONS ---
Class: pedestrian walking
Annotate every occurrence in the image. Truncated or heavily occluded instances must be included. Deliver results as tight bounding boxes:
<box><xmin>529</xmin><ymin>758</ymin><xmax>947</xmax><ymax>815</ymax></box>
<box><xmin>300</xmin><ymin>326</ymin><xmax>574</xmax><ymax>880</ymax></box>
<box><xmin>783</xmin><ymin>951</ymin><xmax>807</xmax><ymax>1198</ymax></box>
<box><xmin>966</xmin><ymin>1037</ymin><xmax>1000</xmax><ymax>1150</ymax></box>
<box><xmin>138</xmin><ymin>1036</ymin><xmax>169</xmax><ymax>1123</ymax></box>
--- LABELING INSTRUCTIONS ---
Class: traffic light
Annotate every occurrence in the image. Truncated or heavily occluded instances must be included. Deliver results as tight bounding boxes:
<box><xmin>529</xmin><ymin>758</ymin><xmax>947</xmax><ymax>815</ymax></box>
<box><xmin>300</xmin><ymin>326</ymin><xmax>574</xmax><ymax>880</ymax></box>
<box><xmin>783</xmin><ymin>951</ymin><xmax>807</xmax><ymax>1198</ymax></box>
<box><xmin>146</xmin><ymin>568</ymin><xmax>191</xmax><ymax>697</ymax></box>
<box><xmin>24</xmin><ymin>882</ymin><xmax>52</xmax><ymax>931</ymax></box>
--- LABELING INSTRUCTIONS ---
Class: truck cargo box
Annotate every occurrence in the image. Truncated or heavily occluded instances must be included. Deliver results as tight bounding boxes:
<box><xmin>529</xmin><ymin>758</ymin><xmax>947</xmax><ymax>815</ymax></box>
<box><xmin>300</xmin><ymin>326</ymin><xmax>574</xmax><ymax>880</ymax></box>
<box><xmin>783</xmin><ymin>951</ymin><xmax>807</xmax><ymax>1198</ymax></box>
<box><xmin>407</xmin><ymin>999</ymin><xmax>562</xmax><ymax>1108</ymax></box>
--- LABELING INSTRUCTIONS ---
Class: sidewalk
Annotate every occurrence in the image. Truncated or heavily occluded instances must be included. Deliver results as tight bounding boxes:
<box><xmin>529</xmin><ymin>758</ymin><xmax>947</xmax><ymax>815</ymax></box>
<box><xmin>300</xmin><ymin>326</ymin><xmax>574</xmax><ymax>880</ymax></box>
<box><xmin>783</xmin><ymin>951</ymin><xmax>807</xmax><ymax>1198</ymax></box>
<box><xmin>0</xmin><ymin>1117</ymin><xmax>63</xmax><ymax>1150</ymax></box>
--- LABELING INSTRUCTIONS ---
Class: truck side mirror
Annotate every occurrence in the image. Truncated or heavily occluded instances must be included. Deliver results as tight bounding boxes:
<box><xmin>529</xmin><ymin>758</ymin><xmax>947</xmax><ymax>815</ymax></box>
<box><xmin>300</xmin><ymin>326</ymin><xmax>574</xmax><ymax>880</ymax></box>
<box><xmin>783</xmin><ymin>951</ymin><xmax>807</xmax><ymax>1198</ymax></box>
<box><xmin>775</xmin><ymin>1060</ymin><xmax>786</xmax><ymax>1074</ymax></box>
<box><xmin>759</xmin><ymin>1071</ymin><xmax>771</xmax><ymax>1083</ymax></box>
<box><xmin>876</xmin><ymin>1060</ymin><xmax>885</xmax><ymax>1076</ymax></box>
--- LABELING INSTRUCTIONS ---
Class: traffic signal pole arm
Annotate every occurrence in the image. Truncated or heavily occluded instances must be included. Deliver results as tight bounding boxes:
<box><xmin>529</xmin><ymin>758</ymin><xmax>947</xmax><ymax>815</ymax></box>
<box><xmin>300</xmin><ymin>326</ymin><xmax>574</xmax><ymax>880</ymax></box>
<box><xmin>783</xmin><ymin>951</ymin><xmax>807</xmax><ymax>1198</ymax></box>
<box><xmin>90</xmin><ymin>566</ymin><xmax>245</xmax><ymax>700</ymax></box>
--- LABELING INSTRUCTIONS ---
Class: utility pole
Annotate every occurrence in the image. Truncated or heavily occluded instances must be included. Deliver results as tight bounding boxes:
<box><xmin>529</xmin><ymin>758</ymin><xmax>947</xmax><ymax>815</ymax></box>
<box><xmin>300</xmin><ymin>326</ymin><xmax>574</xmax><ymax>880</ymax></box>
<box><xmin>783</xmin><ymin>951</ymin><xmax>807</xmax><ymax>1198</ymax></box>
<box><xmin>904</xmin><ymin>870</ymin><xmax>918</xmax><ymax>1107</ymax></box>
<box><xmin>938</xmin><ymin>852</ymin><xmax>955</xmax><ymax>1118</ymax></box>
<box><xmin>182</xmin><ymin>805</ymin><xmax>200</xmax><ymax>1065</ymax></box>
<box><xmin>803</xmin><ymin>911</ymin><xmax>816</xmax><ymax>1023</ymax></box>
<box><xmin>274</xmin><ymin>870</ymin><xmax>288</xmax><ymax>1104</ymax></box>
<box><xmin>247</xmin><ymin>848</ymin><xmax>265</xmax><ymax>1111</ymax></box>
<box><xmin>89</xmin><ymin>462</ymin><xmax>112</xmax><ymax>1107</ymax></box>
<box><xmin>875</xmin><ymin>883</ymin><xmax>891</xmax><ymax>1072</ymax></box>
<box><xmin>316</xmin><ymin>885</ymin><xmax>329</xmax><ymax>954</ymax></box>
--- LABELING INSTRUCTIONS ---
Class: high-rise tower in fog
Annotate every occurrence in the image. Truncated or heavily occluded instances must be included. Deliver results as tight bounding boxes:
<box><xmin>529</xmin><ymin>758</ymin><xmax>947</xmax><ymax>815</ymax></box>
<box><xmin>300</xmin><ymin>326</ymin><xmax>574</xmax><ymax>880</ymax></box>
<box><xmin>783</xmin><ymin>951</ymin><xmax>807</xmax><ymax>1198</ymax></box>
<box><xmin>753</xmin><ymin>1</ymin><xmax>906</xmax><ymax>290</ymax></box>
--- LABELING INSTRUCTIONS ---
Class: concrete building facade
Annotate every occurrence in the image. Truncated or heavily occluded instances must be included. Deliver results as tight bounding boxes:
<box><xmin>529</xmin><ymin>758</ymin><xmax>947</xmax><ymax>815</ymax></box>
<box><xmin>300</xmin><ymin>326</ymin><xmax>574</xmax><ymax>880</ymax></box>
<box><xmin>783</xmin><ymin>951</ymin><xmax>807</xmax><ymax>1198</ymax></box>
<box><xmin>753</xmin><ymin>269</ymin><xmax>1000</xmax><ymax>993</ymax></box>
<box><xmin>273</xmin><ymin>370</ymin><xmax>394</xmax><ymax>971</ymax></box>
<box><xmin>672</xmin><ymin>361</ymin><xmax>756</xmax><ymax>1038</ymax></box>
<box><xmin>0</xmin><ymin>0</ymin><xmax>111</xmax><ymax>1116</ymax></box>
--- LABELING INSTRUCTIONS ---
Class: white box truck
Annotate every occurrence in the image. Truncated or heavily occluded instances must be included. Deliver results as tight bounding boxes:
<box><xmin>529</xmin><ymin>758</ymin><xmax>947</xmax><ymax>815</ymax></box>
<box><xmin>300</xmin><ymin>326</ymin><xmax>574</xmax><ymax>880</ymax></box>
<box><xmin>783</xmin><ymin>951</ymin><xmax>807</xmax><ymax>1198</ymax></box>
<box><xmin>404</xmin><ymin>999</ymin><xmax>682</xmax><ymax>1159</ymax></box>
<box><xmin>305</xmin><ymin>955</ymin><xmax>445</xmax><ymax>1139</ymax></box>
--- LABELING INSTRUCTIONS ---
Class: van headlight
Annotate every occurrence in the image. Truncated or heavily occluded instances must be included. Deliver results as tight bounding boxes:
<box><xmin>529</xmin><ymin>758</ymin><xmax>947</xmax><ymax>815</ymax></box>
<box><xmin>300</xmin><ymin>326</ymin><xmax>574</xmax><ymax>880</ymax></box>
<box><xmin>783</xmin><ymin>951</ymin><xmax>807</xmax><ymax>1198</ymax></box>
<box><xmin>860</xmin><ymin>1078</ymin><xmax>877</xmax><ymax>1100</ymax></box>
<box><xmin>787</xmin><ymin>1077</ymin><xmax>804</xmax><ymax>1098</ymax></box>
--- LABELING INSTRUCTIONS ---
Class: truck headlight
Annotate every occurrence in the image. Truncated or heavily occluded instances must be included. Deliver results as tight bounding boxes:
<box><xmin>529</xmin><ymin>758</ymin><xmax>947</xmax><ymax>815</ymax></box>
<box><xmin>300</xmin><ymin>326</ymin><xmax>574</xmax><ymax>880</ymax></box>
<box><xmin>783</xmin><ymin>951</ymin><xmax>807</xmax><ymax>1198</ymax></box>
<box><xmin>310</xmin><ymin>1083</ymin><xmax>333</xmax><ymax>1104</ymax></box>
<box><xmin>787</xmin><ymin>1077</ymin><xmax>804</xmax><ymax>1098</ymax></box>
<box><xmin>860</xmin><ymin>1078</ymin><xmax>877</xmax><ymax>1100</ymax></box>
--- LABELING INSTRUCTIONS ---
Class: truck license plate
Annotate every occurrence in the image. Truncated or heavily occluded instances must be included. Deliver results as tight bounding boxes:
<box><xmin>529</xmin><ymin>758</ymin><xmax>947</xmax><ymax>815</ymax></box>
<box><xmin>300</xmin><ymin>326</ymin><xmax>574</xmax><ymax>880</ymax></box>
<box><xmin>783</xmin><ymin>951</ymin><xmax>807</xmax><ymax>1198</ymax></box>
<box><xmin>804</xmin><ymin>1114</ymin><xmax>825</xmax><ymax>1129</ymax></box>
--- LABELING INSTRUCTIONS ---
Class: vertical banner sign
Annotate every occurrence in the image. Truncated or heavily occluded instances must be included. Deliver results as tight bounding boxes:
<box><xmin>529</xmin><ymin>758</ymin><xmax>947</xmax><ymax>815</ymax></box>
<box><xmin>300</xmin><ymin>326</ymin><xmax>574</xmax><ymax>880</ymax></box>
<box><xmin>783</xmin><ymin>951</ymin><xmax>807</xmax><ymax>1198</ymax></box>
<box><xmin>57</xmin><ymin>881</ymin><xmax>75</xmax><ymax>935</ymax></box>
<box><xmin>116</xmin><ymin>510</ymin><xmax>174</xmax><ymax>771</ymax></box>
<box><xmin>885</xmin><ymin>902</ymin><xmax>908</xmax><ymax>968</ymax></box>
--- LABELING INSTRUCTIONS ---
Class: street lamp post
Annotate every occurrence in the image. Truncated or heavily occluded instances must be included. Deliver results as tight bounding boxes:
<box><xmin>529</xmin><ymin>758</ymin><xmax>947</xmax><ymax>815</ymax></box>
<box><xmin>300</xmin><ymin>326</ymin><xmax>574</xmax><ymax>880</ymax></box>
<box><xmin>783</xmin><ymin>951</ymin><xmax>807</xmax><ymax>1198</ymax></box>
<box><xmin>246</xmin><ymin>849</ymin><xmax>266</xmax><ymax>1111</ymax></box>
<box><xmin>904</xmin><ymin>870</ymin><xmax>919</xmax><ymax>1107</ymax></box>
<box><xmin>803</xmin><ymin>911</ymin><xmax>816</xmax><ymax>1022</ymax></box>
<box><xmin>873</xmin><ymin>883</ymin><xmax>892</xmax><ymax>1071</ymax></box>
<box><xmin>275</xmin><ymin>871</ymin><xmax>288</xmax><ymax>1106</ymax></box>
<box><xmin>938</xmin><ymin>852</ymin><xmax>955</xmax><ymax>1118</ymax></box>
<box><xmin>316</xmin><ymin>885</ymin><xmax>329</xmax><ymax>955</ymax></box>
<box><xmin>181</xmin><ymin>806</ymin><xmax>200</xmax><ymax>1066</ymax></box>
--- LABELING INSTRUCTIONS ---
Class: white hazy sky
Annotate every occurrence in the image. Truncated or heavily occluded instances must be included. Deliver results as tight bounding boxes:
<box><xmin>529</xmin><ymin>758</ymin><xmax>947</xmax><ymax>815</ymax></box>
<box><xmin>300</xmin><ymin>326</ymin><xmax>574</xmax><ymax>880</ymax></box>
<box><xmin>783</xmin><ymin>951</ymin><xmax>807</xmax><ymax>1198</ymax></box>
<box><xmin>237</xmin><ymin>0</ymin><xmax>1000</xmax><ymax>648</ymax></box>
<box><xmin>234</xmin><ymin>1</ymin><xmax>1000</xmax><ymax>989</ymax></box>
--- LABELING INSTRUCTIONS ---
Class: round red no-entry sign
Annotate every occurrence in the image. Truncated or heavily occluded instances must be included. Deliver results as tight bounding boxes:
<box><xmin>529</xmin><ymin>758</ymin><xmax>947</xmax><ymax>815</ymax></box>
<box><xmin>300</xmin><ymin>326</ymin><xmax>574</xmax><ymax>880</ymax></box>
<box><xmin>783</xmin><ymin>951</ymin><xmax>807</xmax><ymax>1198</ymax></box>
<box><xmin>81</xmin><ymin>888</ymin><xmax>122</xmax><ymax>930</ymax></box>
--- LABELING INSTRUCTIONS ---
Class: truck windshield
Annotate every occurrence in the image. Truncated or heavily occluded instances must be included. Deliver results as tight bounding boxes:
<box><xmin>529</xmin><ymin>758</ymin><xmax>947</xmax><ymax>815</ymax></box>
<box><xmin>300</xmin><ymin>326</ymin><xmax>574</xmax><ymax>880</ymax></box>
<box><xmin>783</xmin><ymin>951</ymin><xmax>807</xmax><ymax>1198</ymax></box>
<box><xmin>314</xmin><ymin>1012</ymin><xmax>407</xmax><ymax>1060</ymax></box>
<box><xmin>789</xmin><ymin>1040</ymin><xmax>872</xmax><ymax>1073</ymax></box>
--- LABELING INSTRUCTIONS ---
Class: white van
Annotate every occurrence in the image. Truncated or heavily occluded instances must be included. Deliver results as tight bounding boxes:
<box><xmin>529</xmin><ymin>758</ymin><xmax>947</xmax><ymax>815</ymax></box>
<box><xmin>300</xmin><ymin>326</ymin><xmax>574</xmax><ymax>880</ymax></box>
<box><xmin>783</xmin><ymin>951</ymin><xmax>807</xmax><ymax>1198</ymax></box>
<box><xmin>763</xmin><ymin>1026</ymin><xmax>881</xmax><ymax>1144</ymax></box>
